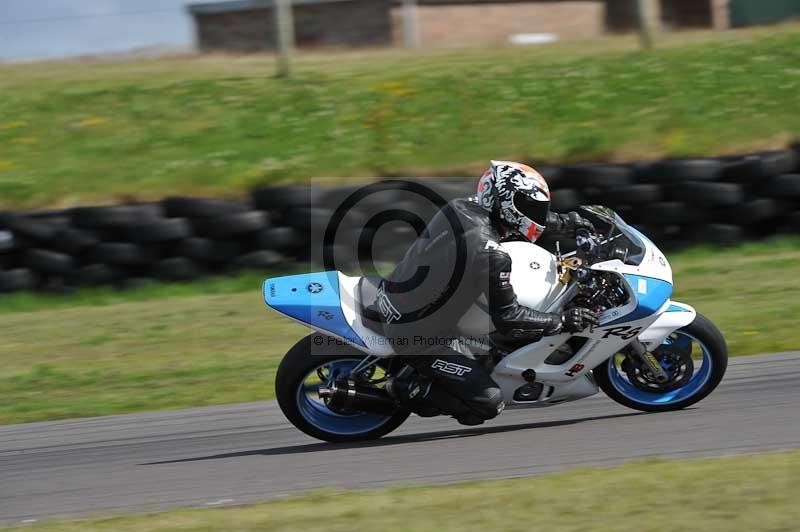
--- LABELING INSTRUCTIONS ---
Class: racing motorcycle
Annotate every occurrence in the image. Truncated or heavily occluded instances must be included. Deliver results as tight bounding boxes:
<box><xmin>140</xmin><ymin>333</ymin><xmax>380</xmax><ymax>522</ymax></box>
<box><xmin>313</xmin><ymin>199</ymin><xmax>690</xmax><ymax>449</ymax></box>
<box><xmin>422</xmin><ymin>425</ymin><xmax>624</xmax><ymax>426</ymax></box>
<box><xmin>264</xmin><ymin>206</ymin><xmax>728</xmax><ymax>442</ymax></box>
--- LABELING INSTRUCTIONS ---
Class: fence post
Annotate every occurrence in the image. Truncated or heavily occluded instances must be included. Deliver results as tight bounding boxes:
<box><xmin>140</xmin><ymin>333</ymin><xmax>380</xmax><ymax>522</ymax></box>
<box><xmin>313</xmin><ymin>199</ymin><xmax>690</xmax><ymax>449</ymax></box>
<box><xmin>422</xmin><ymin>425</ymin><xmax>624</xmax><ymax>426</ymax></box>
<box><xmin>401</xmin><ymin>0</ymin><xmax>421</xmax><ymax>49</ymax></box>
<box><xmin>274</xmin><ymin>0</ymin><xmax>295</xmax><ymax>77</ymax></box>
<box><xmin>637</xmin><ymin>0</ymin><xmax>655</xmax><ymax>49</ymax></box>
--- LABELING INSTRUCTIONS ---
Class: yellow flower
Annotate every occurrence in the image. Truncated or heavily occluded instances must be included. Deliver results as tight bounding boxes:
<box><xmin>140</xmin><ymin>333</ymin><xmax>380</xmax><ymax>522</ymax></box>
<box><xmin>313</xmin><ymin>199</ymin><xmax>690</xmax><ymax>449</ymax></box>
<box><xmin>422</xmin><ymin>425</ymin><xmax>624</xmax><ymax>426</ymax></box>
<box><xmin>375</xmin><ymin>81</ymin><xmax>416</xmax><ymax>98</ymax></box>
<box><xmin>77</xmin><ymin>117</ymin><xmax>107</xmax><ymax>127</ymax></box>
<box><xmin>663</xmin><ymin>129</ymin><xmax>688</xmax><ymax>152</ymax></box>
<box><xmin>390</xmin><ymin>87</ymin><xmax>416</xmax><ymax>98</ymax></box>
<box><xmin>1</xmin><ymin>120</ymin><xmax>28</xmax><ymax>130</ymax></box>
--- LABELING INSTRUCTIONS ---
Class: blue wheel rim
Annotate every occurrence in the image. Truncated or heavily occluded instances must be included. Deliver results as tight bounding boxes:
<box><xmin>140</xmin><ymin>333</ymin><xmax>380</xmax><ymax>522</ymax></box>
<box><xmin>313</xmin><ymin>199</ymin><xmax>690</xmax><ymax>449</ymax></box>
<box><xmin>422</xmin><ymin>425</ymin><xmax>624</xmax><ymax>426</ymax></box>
<box><xmin>296</xmin><ymin>358</ymin><xmax>392</xmax><ymax>436</ymax></box>
<box><xmin>607</xmin><ymin>332</ymin><xmax>713</xmax><ymax>406</ymax></box>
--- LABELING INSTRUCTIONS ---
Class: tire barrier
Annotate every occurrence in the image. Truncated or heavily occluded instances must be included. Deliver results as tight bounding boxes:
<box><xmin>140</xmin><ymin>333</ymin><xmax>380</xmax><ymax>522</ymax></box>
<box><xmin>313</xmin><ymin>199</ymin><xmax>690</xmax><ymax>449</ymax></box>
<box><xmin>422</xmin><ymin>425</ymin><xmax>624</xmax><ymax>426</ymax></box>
<box><xmin>0</xmin><ymin>146</ymin><xmax>798</xmax><ymax>294</ymax></box>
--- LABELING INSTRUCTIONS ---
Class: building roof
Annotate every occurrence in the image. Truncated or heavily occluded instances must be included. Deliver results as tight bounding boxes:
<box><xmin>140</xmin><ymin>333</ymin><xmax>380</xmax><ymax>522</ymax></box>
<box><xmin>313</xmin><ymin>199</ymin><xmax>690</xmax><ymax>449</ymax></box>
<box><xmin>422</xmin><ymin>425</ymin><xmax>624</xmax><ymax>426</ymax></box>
<box><xmin>187</xmin><ymin>0</ymin><xmax>356</xmax><ymax>15</ymax></box>
<box><xmin>187</xmin><ymin>0</ymin><xmax>565</xmax><ymax>15</ymax></box>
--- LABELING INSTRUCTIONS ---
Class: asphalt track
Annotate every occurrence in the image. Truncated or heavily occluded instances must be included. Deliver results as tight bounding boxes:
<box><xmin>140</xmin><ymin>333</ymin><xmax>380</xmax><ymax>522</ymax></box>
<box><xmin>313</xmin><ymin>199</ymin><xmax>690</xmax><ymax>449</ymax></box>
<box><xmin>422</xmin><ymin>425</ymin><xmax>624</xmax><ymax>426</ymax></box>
<box><xmin>2</xmin><ymin>352</ymin><xmax>799</xmax><ymax>525</ymax></box>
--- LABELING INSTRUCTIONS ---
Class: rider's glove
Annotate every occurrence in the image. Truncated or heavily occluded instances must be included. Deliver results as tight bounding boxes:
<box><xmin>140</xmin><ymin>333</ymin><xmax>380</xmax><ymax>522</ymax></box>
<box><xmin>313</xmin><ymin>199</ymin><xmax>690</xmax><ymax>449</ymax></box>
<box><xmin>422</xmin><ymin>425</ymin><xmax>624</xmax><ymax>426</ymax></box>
<box><xmin>565</xmin><ymin>212</ymin><xmax>595</xmax><ymax>235</ymax></box>
<box><xmin>561</xmin><ymin>307</ymin><xmax>600</xmax><ymax>333</ymax></box>
<box><xmin>542</xmin><ymin>313</ymin><xmax>565</xmax><ymax>336</ymax></box>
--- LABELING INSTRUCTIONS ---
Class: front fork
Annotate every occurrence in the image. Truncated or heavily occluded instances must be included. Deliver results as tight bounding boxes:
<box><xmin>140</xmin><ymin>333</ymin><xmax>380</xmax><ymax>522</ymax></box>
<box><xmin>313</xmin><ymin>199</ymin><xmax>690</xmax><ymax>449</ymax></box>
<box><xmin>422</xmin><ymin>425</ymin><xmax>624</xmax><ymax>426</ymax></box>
<box><xmin>627</xmin><ymin>339</ymin><xmax>668</xmax><ymax>383</ymax></box>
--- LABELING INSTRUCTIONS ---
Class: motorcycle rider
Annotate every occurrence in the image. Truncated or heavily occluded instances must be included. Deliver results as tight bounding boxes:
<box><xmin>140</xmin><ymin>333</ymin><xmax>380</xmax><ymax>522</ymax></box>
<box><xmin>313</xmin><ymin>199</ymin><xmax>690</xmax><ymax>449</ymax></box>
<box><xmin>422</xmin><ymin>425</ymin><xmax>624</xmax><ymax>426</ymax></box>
<box><xmin>369</xmin><ymin>161</ymin><xmax>600</xmax><ymax>426</ymax></box>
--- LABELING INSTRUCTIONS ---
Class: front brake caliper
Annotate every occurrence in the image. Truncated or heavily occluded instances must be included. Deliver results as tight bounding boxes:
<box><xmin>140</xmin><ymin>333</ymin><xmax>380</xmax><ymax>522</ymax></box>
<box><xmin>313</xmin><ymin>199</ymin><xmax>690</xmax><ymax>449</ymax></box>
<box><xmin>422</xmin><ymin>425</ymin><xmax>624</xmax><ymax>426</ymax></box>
<box><xmin>629</xmin><ymin>340</ymin><xmax>669</xmax><ymax>383</ymax></box>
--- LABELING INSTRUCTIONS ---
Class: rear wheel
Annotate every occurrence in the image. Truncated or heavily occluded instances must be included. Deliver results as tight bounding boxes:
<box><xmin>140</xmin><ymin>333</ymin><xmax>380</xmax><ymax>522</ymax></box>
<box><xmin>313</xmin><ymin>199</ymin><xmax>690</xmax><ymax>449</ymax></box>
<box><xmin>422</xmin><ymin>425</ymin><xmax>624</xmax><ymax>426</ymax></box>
<box><xmin>275</xmin><ymin>334</ymin><xmax>410</xmax><ymax>442</ymax></box>
<box><xmin>593</xmin><ymin>313</ymin><xmax>727</xmax><ymax>412</ymax></box>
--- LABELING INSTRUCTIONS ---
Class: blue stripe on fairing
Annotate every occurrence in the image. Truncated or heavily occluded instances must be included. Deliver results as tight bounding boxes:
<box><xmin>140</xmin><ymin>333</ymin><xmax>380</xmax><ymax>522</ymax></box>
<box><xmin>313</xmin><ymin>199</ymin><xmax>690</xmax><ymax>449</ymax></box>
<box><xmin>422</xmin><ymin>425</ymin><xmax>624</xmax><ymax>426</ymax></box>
<box><xmin>667</xmin><ymin>304</ymin><xmax>691</xmax><ymax>312</ymax></box>
<box><xmin>606</xmin><ymin>274</ymin><xmax>673</xmax><ymax>325</ymax></box>
<box><xmin>263</xmin><ymin>272</ymin><xmax>366</xmax><ymax>347</ymax></box>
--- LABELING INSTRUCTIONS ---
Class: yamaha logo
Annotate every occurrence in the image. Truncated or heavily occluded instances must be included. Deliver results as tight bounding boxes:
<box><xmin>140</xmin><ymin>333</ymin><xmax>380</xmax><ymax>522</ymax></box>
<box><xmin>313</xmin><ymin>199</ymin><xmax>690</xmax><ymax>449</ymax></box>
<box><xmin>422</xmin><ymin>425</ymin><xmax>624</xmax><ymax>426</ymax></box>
<box><xmin>530</xmin><ymin>262</ymin><xmax>541</xmax><ymax>270</ymax></box>
<box><xmin>307</xmin><ymin>282</ymin><xmax>324</xmax><ymax>294</ymax></box>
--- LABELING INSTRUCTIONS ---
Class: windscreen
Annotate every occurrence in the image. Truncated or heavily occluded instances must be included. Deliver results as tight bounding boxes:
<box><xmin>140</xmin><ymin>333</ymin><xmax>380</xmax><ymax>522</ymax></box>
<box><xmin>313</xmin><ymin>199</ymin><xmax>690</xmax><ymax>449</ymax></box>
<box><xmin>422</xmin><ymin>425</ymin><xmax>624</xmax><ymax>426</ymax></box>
<box><xmin>579</xmin><ymin>206</ymin><xmax>647</xmax><ymax>266</ymax></box>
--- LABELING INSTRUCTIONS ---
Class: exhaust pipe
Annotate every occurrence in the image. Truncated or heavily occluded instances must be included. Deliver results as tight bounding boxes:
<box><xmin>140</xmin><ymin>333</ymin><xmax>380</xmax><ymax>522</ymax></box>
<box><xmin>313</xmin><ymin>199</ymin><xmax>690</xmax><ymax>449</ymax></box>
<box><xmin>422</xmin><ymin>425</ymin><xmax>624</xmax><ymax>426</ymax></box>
<box><xmin>318</xmin><ymin>378</ymin><xmax>397</xmax><ymax>415</ymax></box>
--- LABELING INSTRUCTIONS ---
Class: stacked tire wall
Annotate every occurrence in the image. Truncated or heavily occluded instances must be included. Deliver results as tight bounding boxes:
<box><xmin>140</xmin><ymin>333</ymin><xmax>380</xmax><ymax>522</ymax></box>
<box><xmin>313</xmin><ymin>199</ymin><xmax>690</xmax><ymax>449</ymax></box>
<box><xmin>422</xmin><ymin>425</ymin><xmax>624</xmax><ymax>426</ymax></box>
<box><xmin>1</xmin><ymin>146</ymin><xmax>799</xmax><ymax>294</ymax></box>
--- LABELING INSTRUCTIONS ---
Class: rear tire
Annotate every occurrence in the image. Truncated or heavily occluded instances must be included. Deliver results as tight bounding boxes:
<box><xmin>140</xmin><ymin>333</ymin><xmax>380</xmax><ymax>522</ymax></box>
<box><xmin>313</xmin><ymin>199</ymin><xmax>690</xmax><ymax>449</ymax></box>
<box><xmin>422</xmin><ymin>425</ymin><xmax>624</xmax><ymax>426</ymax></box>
<box><xmin>275</xmin><ymin>334</ymin><xmax>410</xmax><ymax>442</ymax></box>
<box><xmin>593</xmin><ymin>313</ymin><xmax>727</xmax><ymax>412</ymax></box>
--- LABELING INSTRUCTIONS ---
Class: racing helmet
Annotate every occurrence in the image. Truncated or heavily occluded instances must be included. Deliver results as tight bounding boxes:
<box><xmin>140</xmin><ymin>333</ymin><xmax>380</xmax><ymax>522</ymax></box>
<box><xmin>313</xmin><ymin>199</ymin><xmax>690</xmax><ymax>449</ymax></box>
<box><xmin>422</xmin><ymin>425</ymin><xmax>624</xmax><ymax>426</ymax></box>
<box><xmin>475</xmin><ymin>161</ymin><xmax>551</xmax><ymax>242</ymax></box>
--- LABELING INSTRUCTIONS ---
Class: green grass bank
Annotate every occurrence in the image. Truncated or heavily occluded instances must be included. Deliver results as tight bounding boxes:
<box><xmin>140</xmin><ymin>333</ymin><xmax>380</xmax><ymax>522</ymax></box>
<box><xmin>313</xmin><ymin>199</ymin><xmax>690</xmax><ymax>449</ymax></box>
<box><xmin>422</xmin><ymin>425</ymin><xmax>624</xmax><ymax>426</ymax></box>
<box><xmin>1</xmin><ymin>26</ymin><xmax>799</xmax><ymax>208</ymax></box>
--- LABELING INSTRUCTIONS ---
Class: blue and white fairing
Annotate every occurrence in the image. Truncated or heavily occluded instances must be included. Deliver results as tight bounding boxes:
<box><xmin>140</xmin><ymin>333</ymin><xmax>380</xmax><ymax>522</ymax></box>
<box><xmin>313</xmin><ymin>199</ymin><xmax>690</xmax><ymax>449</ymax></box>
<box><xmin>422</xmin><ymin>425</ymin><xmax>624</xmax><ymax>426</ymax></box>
<box><xmin>263</xmin><ymin>271</ymin><xmax>394</xmax><ymax>357</ymax></box>
<box><xmin>588</xmin><ymin>214</ymin><xmax>696</xmax><ymax>348</ymax></box>
<box><xmin>493</xmin><ymin>208</ymin><xmax>697</xmax><ymax>404</ymax></box>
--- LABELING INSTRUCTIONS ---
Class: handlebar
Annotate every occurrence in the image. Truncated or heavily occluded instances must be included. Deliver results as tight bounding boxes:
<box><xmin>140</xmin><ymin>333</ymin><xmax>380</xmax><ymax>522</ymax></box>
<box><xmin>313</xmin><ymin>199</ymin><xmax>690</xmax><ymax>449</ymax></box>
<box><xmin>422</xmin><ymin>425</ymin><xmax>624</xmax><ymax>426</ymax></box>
<box><xmin>571</xmin><ymin>229</ymin><xmax>627</xmax><ymax>265</ymax></box>
<box><xmin>575</xmin><ymin>229</ymin><xmax>597</xmax><ymax>254</ymax></box>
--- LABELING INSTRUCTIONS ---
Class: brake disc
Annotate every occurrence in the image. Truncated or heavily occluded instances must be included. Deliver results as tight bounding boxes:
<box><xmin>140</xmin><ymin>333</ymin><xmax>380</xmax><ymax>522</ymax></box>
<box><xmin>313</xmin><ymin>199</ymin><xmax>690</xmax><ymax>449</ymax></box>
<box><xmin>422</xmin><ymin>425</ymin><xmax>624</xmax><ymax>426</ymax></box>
<box><xmin>623</xmin><ymin>339</ymin><xmax>694</xmax><ymax>393</ymax></box>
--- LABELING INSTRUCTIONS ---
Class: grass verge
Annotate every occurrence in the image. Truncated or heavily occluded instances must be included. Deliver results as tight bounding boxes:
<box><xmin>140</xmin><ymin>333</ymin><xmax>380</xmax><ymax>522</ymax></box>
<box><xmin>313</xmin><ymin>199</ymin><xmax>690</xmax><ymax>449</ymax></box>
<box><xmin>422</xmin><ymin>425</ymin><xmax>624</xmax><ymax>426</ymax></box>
<box><xmin>1</xmin><ymin>26</ymin><xmax>799</xmax><ymax>208</ymax></box>
<box><xmin>6</xmin><ymin>451</ymin><xmax>800</xmax><ymax>531</ymax></box>
<box><xmin>0</xmin><ymin>237</ymin><xmax>798</xmax><ymax>425</ymax></box>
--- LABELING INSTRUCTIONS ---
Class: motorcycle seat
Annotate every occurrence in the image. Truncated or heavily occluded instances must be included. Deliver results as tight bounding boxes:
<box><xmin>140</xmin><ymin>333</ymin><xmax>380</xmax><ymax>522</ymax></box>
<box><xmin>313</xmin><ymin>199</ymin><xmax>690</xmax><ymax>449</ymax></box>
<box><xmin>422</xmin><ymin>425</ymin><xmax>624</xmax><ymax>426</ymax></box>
<box><xmin>357</xmin><ymin>275</ymin><xmax>384</xmax><ymax>334</ymax></box>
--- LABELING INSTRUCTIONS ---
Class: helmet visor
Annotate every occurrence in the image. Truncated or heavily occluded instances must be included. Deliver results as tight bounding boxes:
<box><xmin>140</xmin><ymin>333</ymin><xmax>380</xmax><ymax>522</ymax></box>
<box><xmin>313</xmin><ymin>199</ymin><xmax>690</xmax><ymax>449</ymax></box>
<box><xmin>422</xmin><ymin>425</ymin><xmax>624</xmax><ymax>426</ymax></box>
<box><xmin>513</xmin><ymin>191</ymin><xmax>550</xmax><ymax>227</ymax></box>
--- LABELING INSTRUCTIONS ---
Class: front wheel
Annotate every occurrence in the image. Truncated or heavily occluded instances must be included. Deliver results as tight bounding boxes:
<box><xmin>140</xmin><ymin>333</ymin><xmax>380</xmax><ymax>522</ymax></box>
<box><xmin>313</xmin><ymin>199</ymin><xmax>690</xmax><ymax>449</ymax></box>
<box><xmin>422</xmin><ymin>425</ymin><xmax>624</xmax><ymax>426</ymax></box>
<box><xmin>275</xmin><ymin>334</ymin><xmax>410</xmax><ymax>443</ymax></box>
<box><xmin>593</xmin><ymin>313</ymin><xmax>727</xmax><ymax>412</ymax></box>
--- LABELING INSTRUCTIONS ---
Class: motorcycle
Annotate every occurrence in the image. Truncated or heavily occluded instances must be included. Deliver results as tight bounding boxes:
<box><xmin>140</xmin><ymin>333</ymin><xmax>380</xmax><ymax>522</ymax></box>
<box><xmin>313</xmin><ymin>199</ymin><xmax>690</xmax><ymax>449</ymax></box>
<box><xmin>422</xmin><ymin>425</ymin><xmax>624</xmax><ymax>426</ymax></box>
<box><xmin>264</xmin><ymin>205</ymin><xmax>728</xmax><ymax>442</ymax></box>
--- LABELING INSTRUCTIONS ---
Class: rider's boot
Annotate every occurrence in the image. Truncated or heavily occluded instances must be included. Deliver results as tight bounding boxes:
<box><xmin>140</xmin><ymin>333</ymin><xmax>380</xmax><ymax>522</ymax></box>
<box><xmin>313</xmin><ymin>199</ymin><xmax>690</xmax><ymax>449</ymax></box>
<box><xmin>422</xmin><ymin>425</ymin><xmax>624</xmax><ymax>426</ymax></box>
<box><xmin>386</xmin><ymin>366</ymin><xmax>440</xmax><ymax>417</ymax></box>
<box><xmin>388</xmin><ymin>365</ymin><xmax>496</xmax><ymax>425</ymax></box>
<box><xmin>455</xmin><ymin>413</ymin><xmax>485</xmax><ymax>426</ymax></box>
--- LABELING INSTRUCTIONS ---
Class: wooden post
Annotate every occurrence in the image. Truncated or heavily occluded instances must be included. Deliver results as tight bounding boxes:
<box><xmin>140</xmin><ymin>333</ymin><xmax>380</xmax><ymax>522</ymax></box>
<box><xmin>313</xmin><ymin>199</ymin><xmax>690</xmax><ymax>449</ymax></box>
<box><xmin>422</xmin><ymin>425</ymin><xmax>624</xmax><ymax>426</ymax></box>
<box><xmin>401</xmin><ymin>0</ymin><xmax>421</xmax><ymax>49</ymax></box>
<box><xmin>274</xmin><ymin>0</ymin><xmax>295</xmax><ymax>77</ymax></box>
<box><xmin>637</xmin><ymin>0</ymin><xmax>655</xmax><ymax>49</ymax></box>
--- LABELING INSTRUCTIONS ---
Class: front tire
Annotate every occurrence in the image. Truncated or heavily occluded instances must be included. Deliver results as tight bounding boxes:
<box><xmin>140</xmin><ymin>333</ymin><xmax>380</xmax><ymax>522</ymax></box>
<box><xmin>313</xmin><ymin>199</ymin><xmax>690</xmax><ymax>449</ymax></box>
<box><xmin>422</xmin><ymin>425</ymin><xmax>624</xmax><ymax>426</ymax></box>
<box><xmin>275</xmin><ymin>334</ymin><xmax>410</xmax><ymax>443</ymax></box>
<box><xmin>594</xmin><ymin>313</ymin><xmax>727</xmax><ymax>412</ymax></box>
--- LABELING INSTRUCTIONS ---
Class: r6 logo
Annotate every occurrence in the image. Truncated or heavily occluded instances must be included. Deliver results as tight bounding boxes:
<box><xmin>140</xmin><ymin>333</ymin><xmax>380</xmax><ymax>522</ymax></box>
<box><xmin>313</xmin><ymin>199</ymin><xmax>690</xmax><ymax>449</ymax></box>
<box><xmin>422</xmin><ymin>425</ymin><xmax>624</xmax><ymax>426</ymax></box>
<box><xmin>602</xmin><ymin>326</ymin><xmax>643</xmax><ymax>341</ymax></box>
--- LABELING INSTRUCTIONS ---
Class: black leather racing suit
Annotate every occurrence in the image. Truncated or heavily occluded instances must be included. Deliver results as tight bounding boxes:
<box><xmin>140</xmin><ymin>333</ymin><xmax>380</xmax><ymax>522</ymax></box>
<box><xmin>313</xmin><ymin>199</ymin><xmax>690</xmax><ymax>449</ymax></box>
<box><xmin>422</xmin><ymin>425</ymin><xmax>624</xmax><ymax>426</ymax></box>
<box><xmin>370</xmin><ymin>197</ymin><xmax>583</xmax><ymax>424</ymax></box>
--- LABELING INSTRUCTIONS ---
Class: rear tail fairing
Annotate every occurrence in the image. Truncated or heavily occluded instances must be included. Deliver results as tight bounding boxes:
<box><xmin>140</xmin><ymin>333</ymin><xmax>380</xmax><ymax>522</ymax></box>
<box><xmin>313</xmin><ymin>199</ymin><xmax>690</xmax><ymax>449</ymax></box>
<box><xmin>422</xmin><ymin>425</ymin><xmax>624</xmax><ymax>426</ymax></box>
<box><xmin>263</xmin><ymin>272</ymin><xmax>393</xmax><ymax>356</ymax></box>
